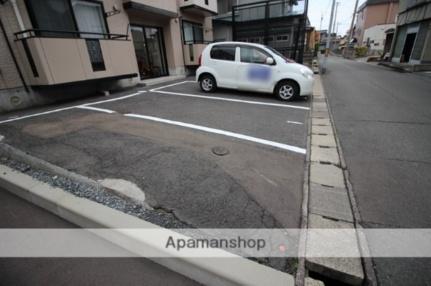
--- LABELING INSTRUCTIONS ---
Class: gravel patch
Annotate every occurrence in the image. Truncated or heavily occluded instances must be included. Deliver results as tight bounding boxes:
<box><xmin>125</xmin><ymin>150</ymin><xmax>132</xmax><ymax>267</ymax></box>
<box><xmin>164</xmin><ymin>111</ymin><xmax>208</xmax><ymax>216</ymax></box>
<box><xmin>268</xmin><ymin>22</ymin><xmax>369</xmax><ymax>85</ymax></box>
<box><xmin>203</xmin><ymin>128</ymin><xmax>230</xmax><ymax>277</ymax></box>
<box><xmin>0</xmin><ymin>156</ymin><xmax>191</xmax><ymax>229</ymax></box>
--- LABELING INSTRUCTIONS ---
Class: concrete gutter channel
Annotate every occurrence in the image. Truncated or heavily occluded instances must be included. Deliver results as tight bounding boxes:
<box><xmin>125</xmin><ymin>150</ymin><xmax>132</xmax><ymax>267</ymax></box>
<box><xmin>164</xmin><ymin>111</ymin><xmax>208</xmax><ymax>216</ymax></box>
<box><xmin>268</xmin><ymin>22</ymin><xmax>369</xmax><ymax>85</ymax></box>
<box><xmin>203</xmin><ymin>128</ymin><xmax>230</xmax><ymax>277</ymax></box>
<box><xmin>0</xmin><ymin>143</ymin><xmax>295</xmax><ymax>285</ymax></box>
<box><xmin>302</xmin><ymin>75</ymin><xmax>377</xmax><ymax>285</ymax></box>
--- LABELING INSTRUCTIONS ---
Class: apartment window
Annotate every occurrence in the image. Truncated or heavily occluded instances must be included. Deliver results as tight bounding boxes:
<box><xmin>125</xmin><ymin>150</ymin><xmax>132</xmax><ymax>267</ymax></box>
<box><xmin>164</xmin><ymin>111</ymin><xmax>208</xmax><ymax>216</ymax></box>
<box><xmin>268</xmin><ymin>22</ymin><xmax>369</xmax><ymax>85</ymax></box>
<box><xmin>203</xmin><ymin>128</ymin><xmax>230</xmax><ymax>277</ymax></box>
<box><xmin>25</xmin><ymin>0</ymin><xmax>76</xmax><ymax>36</ymax></box>
<box><xmin>183</xmin><ymin>21</ymin><xmax>204</xmax><ymax>44</ymax></box>
<box><xmin>248</xmin><ymin>38</ymin><xmax>261</xmax><ymax>43</ymax></box>
<box><xmin>276</xmin><ymin>35</ymin><xmax>289</xmax><ymax>42</ymax></box>
<box><xmin>205</xmin><ymin>0</ymin><xmax>209</xmax><ymax>5</ymax></box>
<box><xmin>25</xmin><ymin>0</ymin><xmax>108</xmax><ymax>38</ymax></box>
<box><xmin>72</xmin><ymin>0</ymin><xmax>107</xmax><ymax>38</ymax></box>
<box><xmin>86</xmin><ymin>39</ymin><xmax>105</xmax><ymax>71</ymax></box>
<box><xmin>210</xmin><ymin>45</ymin><xmax>236</xmax><ymax>61</ymax></box>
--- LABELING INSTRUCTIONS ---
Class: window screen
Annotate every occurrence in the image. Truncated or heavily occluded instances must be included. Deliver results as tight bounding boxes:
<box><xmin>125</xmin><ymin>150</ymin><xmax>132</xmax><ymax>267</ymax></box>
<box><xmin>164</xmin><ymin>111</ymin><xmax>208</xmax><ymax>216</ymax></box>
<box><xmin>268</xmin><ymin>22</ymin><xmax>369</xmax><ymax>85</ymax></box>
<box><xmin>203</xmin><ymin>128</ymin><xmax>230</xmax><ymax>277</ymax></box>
<box><xmin>72</xmin><ymin>0</ymin><xmax>107</xmax><ymax>38</ymax></box>
<box><xmin>182</xmin><ymin>21</ymin><xmax>204</xmax><ymax>44</ymax></box>
<box><xmin>86</xmin><ymin>39</ymin><xmax>105</xmax><ymax>71</ymax></box>
<box><xmin>210</xmin><ymin>45</ymin><xmax>236</xmax><ymax>61</ymax></box>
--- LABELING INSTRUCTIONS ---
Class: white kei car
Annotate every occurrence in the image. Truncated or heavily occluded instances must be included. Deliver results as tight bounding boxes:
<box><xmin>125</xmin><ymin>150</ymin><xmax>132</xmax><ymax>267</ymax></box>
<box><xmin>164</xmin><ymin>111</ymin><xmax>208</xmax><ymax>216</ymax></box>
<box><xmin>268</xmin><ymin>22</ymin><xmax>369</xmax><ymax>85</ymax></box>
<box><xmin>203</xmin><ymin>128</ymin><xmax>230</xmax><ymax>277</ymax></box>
<box><xmin>196</xmin><ymin>42</ymin><xmax>314</xmax><ymax>101</ymax></box>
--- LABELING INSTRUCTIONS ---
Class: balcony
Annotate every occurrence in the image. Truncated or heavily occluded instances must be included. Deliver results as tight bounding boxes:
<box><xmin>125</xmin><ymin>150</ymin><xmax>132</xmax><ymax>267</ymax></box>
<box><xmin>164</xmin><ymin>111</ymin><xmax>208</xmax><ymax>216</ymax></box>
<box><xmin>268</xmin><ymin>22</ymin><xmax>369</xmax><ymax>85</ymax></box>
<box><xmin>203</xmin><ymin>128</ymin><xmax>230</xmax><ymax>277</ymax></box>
<box><xmin>183</xmin><ymin>42</ymin><xmax>210</xmax><ymax>66</ymax></box>
<box><xmin>180</xmin><ymin>0</ymin><xmax>218</xmax><ymax>16</ymax></box>
<box><xmin>123</xmin><ymin>0</ymin><xmax>177</xmax><ymax>17</ymax></box>
<box><xmin>14</xmin><ymin>30</ymin><xmax>138</xmax><ymax>86</ymax></box>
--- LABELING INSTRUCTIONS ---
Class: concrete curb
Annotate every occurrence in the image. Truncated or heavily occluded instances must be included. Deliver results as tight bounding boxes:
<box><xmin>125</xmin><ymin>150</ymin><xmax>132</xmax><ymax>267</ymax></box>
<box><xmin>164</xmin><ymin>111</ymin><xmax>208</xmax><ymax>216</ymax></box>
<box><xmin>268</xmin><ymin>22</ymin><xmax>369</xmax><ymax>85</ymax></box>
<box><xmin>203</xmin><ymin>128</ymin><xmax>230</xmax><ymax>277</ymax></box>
<box><xmin>304</xmin><ymin>75</ymin><xmax>365</xmax><ymax>285</ymax></box>
<box><xmin>0</xmin><ymin>163</ymin><xmax>294</xmax><ymax>286</ymax></box>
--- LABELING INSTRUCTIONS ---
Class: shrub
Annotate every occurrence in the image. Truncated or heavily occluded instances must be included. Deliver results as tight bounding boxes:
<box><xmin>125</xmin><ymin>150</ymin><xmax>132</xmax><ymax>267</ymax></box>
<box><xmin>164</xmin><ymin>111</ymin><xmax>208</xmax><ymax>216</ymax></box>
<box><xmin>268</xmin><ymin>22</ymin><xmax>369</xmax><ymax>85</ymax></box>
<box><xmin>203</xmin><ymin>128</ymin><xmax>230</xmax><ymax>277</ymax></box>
<box><xmin>355</xmin><ymin>46</ymin><xmax>368</xmax><ymax>57</ymax></box>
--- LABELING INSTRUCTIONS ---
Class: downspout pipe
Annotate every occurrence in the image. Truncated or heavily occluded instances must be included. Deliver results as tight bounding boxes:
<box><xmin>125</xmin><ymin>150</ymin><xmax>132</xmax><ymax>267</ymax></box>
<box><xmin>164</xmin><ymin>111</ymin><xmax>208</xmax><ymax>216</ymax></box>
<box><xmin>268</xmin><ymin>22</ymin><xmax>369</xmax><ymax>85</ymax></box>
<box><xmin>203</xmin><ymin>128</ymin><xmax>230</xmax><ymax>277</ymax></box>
<box><xmin>10</xmin><ymin>0</ymin><xmax>25</xmax><ymax>31</ymax></box>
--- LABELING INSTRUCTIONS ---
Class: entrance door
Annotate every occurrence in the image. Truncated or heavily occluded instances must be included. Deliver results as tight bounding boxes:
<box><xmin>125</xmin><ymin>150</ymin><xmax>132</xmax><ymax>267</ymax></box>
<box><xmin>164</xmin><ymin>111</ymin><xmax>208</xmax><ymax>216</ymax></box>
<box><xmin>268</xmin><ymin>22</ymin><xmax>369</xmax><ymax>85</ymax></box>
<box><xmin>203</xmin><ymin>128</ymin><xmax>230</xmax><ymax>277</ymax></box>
<box><xmin>131</xmin><ymin>25</ymin><xmax>168</xmax><ymax>79</ymax></box>
<box><xmin>402</xmin><ymin>33</ymin><xmax>416</xmax><ymax>63</ymax></box>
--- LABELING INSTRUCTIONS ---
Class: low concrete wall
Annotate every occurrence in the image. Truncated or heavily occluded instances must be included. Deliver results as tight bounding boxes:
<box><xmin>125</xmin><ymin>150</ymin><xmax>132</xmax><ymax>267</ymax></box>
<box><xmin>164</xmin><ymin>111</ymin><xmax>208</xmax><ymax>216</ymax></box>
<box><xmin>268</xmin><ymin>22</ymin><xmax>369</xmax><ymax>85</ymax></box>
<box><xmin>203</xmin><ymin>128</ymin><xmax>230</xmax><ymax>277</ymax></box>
<box><xmin>0</xmin><ymin>77</ymin><xmax>139</xmax><ymax>114</ymax></box>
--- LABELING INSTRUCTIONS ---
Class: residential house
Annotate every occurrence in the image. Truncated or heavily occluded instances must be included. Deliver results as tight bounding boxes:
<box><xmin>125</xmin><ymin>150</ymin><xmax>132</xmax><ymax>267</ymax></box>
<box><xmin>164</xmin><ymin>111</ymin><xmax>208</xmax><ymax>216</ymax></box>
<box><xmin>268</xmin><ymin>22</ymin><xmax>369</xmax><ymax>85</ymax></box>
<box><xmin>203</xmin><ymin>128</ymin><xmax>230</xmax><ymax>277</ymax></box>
<box><xmin>317</xmin><ymin>30</ymin><xmax>337</xmax><ymax>52</ymax></box>
<box><xmin>353</xmin><ymin>0</ymin><xmax>399</xmax><ymax>51</ymax></box>
<box><xmin>0</xmin><ymin>0</ymin><xmax>217</xmax><ymax>113</ymax></box>
<box><xmin>390</xmin><ymin>0</ymin><xmax>431</xmax><ymax>65</ymax></box>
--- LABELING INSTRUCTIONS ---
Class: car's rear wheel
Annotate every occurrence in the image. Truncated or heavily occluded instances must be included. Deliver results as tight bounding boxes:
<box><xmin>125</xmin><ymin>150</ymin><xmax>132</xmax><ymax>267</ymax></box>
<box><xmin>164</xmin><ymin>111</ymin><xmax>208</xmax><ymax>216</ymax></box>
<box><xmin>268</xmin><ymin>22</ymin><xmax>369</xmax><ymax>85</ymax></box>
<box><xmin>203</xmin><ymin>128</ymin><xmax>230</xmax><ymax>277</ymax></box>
<box><xmin>275</xmin><ymin>80</ymin><xmax>299</xmax><ymax>101</ymax></box>
<box><xmin>199</xmin><ymin>74</ymin><xmax>217</xmax><ymax>93</ymax></box>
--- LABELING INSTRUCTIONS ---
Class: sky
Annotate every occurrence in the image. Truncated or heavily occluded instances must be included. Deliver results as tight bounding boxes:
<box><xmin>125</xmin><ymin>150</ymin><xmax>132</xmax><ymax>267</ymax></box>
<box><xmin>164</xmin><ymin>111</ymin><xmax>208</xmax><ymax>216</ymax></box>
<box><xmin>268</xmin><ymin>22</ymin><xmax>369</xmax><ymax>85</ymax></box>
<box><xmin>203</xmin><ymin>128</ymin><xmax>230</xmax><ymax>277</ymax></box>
<box><xmin>307</xmin><ymin>0</ymin><xmax>366</xmax><ymax>35</ymax></box>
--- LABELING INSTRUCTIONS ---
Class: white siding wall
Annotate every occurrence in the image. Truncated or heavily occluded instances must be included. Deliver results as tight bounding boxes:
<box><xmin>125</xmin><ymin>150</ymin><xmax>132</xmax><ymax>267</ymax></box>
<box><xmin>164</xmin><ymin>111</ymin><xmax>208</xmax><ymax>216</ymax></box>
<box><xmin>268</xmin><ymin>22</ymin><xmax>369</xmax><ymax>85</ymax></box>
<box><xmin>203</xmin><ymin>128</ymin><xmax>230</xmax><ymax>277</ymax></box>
<box><xmin>363</xmin><ymin>24</ymin><xmax>396</xmax><ymax>52</ymax></box>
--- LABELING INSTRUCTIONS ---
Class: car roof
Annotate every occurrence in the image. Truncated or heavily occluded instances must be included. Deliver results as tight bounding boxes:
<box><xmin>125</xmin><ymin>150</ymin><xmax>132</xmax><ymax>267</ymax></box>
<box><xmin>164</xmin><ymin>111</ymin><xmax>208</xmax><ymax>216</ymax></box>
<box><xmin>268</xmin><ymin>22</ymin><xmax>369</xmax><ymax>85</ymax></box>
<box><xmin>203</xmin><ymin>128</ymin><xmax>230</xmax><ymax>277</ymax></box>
<box><xmin>210</xmin><ymin>41</ymin><xmax>267</xmax><ymax>49</ymax></box>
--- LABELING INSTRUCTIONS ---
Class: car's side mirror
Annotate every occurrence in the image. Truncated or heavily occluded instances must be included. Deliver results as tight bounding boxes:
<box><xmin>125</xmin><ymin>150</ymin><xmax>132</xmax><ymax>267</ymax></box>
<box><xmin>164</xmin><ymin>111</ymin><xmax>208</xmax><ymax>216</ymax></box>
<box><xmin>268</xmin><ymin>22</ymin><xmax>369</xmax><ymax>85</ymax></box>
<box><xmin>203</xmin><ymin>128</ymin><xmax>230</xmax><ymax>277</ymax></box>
<box><xmin>265</xmin><ymin>57</ymin><xmax>275</xmax><ymax>65</ymax></box>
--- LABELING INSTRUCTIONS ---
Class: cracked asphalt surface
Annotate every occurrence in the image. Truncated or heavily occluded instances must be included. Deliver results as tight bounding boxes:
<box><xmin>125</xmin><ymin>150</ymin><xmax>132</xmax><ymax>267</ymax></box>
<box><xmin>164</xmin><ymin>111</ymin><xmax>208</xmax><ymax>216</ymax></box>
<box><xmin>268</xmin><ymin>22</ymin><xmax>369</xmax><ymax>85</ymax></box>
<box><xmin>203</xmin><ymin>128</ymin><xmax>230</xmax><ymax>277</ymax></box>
<box><xmin>322</xmin><ymin>56</ymin><xmax>431</xmax><ymax>286</ymax></box>
<box><xmin>0</xmin><ymin>80</ymin><xmax>309</xmax><ymax>230</ymax></box>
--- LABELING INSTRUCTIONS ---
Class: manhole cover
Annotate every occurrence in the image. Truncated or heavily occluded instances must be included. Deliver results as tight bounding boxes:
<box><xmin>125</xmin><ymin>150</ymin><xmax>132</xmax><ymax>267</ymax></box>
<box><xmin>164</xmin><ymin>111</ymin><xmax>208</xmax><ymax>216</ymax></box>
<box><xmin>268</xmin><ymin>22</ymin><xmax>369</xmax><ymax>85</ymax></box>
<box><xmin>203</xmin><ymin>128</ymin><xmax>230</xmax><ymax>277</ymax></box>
<box><xmin>211</xmin><ymin>146</ymin><xmax>229</xmax><ymax>156</ymax></box>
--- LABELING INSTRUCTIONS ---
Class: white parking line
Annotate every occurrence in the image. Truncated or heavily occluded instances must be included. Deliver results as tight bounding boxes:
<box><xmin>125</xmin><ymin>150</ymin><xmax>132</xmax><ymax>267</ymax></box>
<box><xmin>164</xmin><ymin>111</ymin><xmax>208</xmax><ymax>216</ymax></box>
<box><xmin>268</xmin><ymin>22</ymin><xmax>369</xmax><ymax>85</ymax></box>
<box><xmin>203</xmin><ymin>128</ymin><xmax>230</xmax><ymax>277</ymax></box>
<box><xmin>0</xmin><ymin>91</ymin><xmax>146</xmax><ymax>124</ymax></box>
<box><xmin>148</xmin><ymin>81</ymin><xmax>191</xmax><ymax>92</ymax></box>
<box><xmin>77</xmin><ymin>106</ymin><xmax>116</xmax><ymax>114</ymax></box>
<box><xmin>124</xmin><ymin>113</ymin><xmax>306</xmax><ymax>155</ymax></box>
<box><xmin>148</xmin><ymin>81</ymin><xmax>310</xmax><ymax>110</ymax></box>
<box><xmin>0</xmin><ymin>106</ymin><xmax>77</xmax><ymax>124</ymax></box>
<box><xmin>287</xmin><ymin>120</ymin><xmax>303</xmax><ymax>125</ymax></box>
<box><xmin>83</xmin><ymin>91</ymin><xmax>146</xmax><ymax>106</ymax></box>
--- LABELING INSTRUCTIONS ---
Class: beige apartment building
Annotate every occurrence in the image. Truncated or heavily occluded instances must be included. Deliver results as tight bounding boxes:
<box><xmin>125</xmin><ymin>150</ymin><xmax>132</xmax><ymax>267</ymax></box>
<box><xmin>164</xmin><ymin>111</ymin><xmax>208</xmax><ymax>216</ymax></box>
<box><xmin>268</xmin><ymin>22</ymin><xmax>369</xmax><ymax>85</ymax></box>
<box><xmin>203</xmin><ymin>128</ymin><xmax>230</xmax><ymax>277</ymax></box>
<box><xmin>0</xmin><ymin>0</ymin><xmax>217</xmax><ymax>112</ymax></box>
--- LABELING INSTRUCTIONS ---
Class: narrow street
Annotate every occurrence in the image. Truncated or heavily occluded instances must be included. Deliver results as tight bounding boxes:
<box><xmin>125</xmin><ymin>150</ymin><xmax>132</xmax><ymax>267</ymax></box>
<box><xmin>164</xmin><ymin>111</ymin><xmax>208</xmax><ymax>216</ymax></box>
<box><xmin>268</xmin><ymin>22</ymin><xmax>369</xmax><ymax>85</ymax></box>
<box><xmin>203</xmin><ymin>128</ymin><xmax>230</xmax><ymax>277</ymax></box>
<box><xmin>322</xmin><ymin>56</ymin><xmax>431</xmax><ymax>285</ymax></box>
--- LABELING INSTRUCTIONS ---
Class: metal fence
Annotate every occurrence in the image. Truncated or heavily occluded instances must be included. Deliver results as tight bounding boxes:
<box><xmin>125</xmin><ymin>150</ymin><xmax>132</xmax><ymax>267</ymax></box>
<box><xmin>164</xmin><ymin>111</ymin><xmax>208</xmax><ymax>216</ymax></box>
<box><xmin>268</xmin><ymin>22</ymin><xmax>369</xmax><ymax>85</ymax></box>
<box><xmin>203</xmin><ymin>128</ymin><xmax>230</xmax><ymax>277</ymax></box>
<box><xmin>231</xmin><ymin>0</ymin><xmax>309</xmax><ymax>63</ymax></box>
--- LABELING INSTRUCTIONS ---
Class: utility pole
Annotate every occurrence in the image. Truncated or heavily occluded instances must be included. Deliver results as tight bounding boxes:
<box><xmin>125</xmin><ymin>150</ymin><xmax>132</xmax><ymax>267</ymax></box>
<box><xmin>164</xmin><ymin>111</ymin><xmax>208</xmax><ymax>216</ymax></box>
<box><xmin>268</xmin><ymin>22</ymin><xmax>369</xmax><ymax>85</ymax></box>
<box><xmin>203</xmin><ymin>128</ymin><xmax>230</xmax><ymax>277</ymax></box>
<box><xmin>321</xmin><ymin>0</ymin><xmax>336</xmax><ymax>73</ymax></box>
<box><xmin>319</xmin><ymin>13</ymin><xmax>323</xmax><ymax>30</ymax></box>
<box><xmin>347</xmin><ymin>0</ymin><xmax>359</xmax><ymax>44</ymax></box>
<box><xmin>332</xmin><ymin>2</ymin><xmax>339</xmax><ymax>37</ymax></box>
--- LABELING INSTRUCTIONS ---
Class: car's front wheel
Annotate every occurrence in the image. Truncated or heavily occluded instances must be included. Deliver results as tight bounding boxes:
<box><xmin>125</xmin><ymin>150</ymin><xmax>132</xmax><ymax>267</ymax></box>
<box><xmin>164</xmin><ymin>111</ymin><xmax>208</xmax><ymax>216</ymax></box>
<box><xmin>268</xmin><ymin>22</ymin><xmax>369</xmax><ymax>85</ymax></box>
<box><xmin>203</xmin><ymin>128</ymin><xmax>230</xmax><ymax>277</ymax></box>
<box><xmin>275</xmin><ymin>80</ymin><xmax>299</xmax><ymax>101</ymax></box>
<box><xmin>199</xmin><ymin>74</ymin><xmax>217</xmax><ymax>93</ymax></box>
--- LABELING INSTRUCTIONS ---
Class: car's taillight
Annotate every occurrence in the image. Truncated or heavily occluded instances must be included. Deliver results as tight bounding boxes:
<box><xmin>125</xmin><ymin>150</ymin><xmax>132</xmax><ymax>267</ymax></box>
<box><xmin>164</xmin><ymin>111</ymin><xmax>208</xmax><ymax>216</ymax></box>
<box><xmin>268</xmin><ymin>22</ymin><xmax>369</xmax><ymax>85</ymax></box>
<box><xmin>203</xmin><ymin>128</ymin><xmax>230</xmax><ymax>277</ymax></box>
<box><xmin>198</xmin><ymin>54</ymin><xmax>202</xmax><ymax>66</ymax></box>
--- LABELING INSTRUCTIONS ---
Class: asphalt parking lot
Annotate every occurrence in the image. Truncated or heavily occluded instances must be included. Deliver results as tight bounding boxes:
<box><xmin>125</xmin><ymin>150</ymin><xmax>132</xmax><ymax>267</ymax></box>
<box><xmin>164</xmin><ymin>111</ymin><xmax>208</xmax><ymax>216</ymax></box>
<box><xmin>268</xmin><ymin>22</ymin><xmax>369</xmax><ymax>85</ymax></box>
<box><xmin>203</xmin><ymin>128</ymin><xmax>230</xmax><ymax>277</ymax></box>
<box><xmin>0</xmin><ymin>79</ymin><xmax>310</xmax><ymax>229</ymax></box>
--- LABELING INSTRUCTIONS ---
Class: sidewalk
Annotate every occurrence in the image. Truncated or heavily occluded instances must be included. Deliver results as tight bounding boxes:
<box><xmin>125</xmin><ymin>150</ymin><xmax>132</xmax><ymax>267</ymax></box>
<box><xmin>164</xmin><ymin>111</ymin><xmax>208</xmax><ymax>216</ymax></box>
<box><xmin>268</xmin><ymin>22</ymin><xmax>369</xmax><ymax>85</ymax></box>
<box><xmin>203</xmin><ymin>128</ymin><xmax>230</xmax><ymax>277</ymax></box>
<box><xmin>322</xmin><ymin>56</ymin><xmax>431</xmax><ymax>285</ymax></box>
<box><xmin>0</xmin><ymin>188</ymin><xmax>199</xmax><ymax>286</ymax></box>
